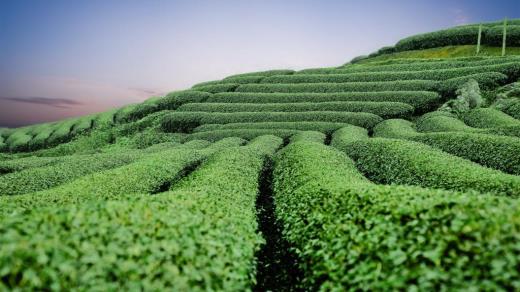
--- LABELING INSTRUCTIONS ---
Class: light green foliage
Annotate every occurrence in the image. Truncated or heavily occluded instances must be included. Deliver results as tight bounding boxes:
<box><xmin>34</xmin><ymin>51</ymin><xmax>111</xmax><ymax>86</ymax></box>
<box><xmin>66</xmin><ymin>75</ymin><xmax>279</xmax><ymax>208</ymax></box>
<box><xmin>375</xmin><ymin>119</ymin><xmax>520</xmax><ymax>175</ymax></box>
<box><xmin>289</xmin><ymin>131</ymin><xmax>326</xmax><ymax>143</ymax></box>
<box><xmin>329</xmin><ymin>125</ymin><xmax>369</xmax><ymax>152</ymax></box>
<box><xmin>0</xmin><ymin>150</ymin><xmax>146</xmax><ymax>196</ymax></box>
<box><xmin>274</xmin><ymin>140</ymin><xmax>520</xmax><ymax>290</ymax></box>
<box><xmin>464</xmin><ymin>107</ymin><xmax>520</xmax><ymax>128</ymax></box>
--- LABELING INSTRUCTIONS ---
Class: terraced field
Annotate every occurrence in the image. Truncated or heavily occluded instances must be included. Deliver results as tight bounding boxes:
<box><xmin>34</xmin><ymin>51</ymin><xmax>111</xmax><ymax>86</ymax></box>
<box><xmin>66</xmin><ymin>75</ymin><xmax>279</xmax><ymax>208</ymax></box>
<box><xmin>1</xmin><ymin>20</ymin><xmax>520</xmax><ymax>290</ymax></box>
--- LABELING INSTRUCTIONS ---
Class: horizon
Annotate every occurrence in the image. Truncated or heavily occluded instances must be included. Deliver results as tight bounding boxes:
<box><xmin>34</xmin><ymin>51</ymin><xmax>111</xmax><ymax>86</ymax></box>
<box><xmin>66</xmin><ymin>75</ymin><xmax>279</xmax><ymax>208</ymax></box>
<box><xmin>1</xmin><ymin>0</ymin><xmax>519</xmax><ymax>127</ymax></box>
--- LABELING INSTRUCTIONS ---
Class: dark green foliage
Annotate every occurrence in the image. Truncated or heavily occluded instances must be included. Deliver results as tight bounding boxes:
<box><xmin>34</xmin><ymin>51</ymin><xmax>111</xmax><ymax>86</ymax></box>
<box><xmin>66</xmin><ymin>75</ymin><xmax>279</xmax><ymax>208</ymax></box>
<box><xmin>0</xmin><ymin>156</ymin><xmax>65</xmax><ymax>175</ymax></box>
<box><xmin>236</xmin><ymin>80</ymin><xmax>439</xmax><ymax>93</ymax></box>
<box><xmin>274</xmin><ymin>140</ymin><xmax>520</xmax><ymax>290</ymax></box>
<box><xmin>193</xmin><ymin>121</ymin><xmax>353</xmax><ymax>134</ymax></box>
<box><xmin>394</xmin><ymin>23</ymin><xmax>520</xmax><ymax>52</ymax></box>
<box><xmin>160</xmin><ymin>111</ymin><xmax>383</xmax><ymax>133</ymax></box>
<box><xmin>336</xmin><ymin>56</ymin><xmax>520</xmax><ymax>74</ymax></box>
<box><xmin>438</xmin><ymin>72</ymin><xmax>508</xmax><ymax>96</ymax></box>
<box><xmin>495</xmin><ymin>98</ymin><xmax>520</xmax><ymax>119</ymax></box>
<box><xmin>192</xmin><ymin>83</ymin><xmax>239</xmax><ymax>93</ymax></box>
<box><xmin>186</xmin><ymin>129</ymin><xmax>300</xmax><ymax>142</ymax></box>
<box><xmin>395</xmin><ymin>26</ymin><xmax>483</xmax><ymax>51</ymax></box>
<box><xmin>485</xmin><ymin>25</ymin><xmax>520</xmax><ymax>47</ymax></box>
<box><xmin>192</xmin><ymin>76</ymin><xmax>264</xmax><ymax>88</ymax></box>
<box><xmin>178</xmin><ymin>101</ymin><xmax>413</xmax><ymax>119</ymax></box>
<box><xmin>223</xmin><ymin>69</ymin><xmax>294</xmax><ymax>79</ymax></box>
<box><xmin>209</xmin><ymin>91</ymin><xmax>440</xmax><ymax>111</ymax></box>
<box><xmin>263</xmin><ymin>62</ymin><xmax>520</xmax><ymax>83</ymax></box>
<box><xmin>345</xmin><ymin>138</ymin><xmax>520</xmax><ymax>196</ymax></box>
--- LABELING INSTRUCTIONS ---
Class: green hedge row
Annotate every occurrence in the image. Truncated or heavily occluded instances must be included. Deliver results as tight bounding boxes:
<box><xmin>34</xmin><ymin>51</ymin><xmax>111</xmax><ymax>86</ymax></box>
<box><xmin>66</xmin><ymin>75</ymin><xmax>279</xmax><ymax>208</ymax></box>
<box><xmin>497</xmin><ymin>99</ymin><xmax>520</xmax><ymax>119</ymax></box>
<box><xmin>0</xmin><ymin>155</ymin><xmax>66</xmax><ymax>175</ymax></box>
<box><xmin>0</xmin><ymin>150</ymin><xmax>149</xmax><ymax>196</ymax></box>
<box><xmin>345</xmin><ymin>138</ymin><xmax>520</xmax><ymax>196</ymax></box>
<box><xmin>0</xmin><ymin>136</ymin><xmax>282</xmax><ymax>290</ymax></box>
<box><xmin>209</xmin><ymin>91</ymin><xmax>440</xmax><ymax>111</ymax></box>
<box><xmin>178</xmin><ymin>101</ymin><xmax>413</xmax><ymax>119</ymax></box>
<box><xmin>289</xmin><ymin>131</ymin><xmax>326</xmax><ymax>143</ymax></box>
<box><xmin>273</xmin><ymin>140</ymin><xmax>520</xmax><ymax>290</ymax></box>
<box><xmin>415</xmin><ymin>111</ymin><xmax>479</xmax><ymax>132</ymax></box>
<box><xmin>236</xmin><ymin>80</ymin><xmax>439</xmax><ymax>93</ymax></box>
<box><xmin>464</xmin><ymin>108</ymin><xmax>520</xmax><ymax>128</ymax></box>
<box><xmin>438</xmin><ymin>72</ymin><xmax>508</xmax><ymax>96</ymax></box>
<box><xmin>185</xmin><ymin>129</ymin><xmax>300</xmax><ymax>142</ymax></box>
<box><xmin>0</xmin><ymin>139</ymin><xmax>239</xmax><ymax>216</ymax></box>
<box><xmin>160</xmin><ymin>111</ymin><xmax>383</xmax><ymax>133</ymax></box>
<box><xmin>223</xmin><ymin>69</ymin><xmax>294</xmax><ymax>79</ymax></box>
<box><xmin>329</xmin><ymin>125</ymin><xmax>369</xmax><ymax>152</ymax></box>
<box><xmin>192</xmin><ymin>83</ymin><xmax>239</xmax><ymax>93</ymax></box>
<box><xmin>192</xmin><ymin>76</ymin><xmax>265</xmax><ymax>88</ymax></box>
<box><xmin>193</xmin><ymin>121</ymin><xmax>354</xmax><ymax>134</ymax></box>
<box><xmin>394</xmin><ymin>24</ymin><xmax>520</xmax><ymax>52</ymax></box>
<box><xmin>115</xmin><ymin>91</ymin><xmax>211</xmax><ymax>123</ymax></box>
<box><xmin>334</xmin><ymin>56</ymin><xmax>520</xmax><ymax>74</ymax></box>
<box><xmin>374</xmin><ymin>119</ymin><xmax>520</xmax><ymax>175</ymax></box>
<box><xmin>263</xmin><ymin>62</ymin><xmax>520</xmax><ymax>83</ymax></box>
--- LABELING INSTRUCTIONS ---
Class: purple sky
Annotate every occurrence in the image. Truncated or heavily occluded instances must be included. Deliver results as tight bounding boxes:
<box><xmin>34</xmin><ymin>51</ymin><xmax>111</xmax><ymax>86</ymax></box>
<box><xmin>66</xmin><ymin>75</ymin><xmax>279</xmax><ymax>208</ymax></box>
<box><xmin>1</xmin><ymin>0</ymin><xmax>519</xmax><ymax>127</ymax></box>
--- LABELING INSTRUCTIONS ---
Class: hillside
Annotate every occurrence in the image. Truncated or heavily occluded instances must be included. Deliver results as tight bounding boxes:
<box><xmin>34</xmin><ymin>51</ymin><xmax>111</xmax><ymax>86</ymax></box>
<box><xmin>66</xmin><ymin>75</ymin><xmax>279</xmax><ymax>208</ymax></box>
<box><xmin>1</xmin><ymin>20</ymin><xmax>520</xmax><ymax>290</ymax></box>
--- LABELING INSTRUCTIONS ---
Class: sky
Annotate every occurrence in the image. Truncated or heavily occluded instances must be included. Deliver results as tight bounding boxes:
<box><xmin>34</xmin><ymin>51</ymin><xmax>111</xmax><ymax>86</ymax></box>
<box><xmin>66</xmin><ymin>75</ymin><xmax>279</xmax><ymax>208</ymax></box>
<box><xmin>1</xmin><ymin>0</ymin><xmax>519</xmax><ymax>127</ymax></box>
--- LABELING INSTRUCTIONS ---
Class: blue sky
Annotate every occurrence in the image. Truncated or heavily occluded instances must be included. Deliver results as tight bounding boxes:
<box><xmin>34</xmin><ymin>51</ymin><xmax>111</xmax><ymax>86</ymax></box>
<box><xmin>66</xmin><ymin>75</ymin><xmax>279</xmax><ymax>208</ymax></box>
<box><xmin>1</xmin><ymin>0</ymin><xmax>519</xmax><ymax>127</ymax></box>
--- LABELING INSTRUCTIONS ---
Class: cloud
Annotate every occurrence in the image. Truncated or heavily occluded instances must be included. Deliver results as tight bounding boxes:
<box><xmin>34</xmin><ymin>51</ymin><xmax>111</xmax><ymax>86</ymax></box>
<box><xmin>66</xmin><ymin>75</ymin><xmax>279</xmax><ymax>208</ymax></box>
<box><xmin>128</xmin><ymin>87</ymin><xmax>167</xmax><ymax>98</ymax></box>
<box><xmin>451</xmin><ymin>8</ymin><xmax>470</xmax><ymax>25</ymax></box>
<box><xmin>0</xmin><ymin>96</ymin><xmax>84</xmax><ymax>109</ymax></box>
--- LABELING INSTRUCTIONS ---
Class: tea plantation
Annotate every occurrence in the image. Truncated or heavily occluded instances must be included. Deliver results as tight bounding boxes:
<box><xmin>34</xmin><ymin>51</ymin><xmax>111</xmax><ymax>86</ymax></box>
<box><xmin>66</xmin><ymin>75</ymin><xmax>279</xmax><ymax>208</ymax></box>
<box><xmin>1</xmin><ymin>20</ymin><xmax>520</xmax><ymax>290</ymax></box>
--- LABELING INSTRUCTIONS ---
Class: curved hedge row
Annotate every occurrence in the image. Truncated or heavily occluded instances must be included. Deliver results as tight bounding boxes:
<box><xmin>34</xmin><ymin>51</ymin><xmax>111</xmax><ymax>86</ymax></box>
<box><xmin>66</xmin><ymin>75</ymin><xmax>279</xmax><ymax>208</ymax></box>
<box><xmin>345</xmin><ymin>138</ymin><xmax>520</xmax><ymax>196</ymax></box>
<box><xmin>263</xmin><ymin>62</ymin><xmax>520</xmax><ymax>83</ymax></box>
<box><xmin>464</xmin><ymin>108</ymin><xmax>520</xmax><ymax>128</ymax></box>
<box><xmin>329</xmin><ymin>125</ymin><xmax>369</xmax><ymax>152</ymax></box>
<box><xmin>223</xmin><ymin>69</ymin><xmax>294</xmax><ymax>80</ymax></box>
<box><xmin>178</xmin><ymin>101</ymin><xmax>413</xmax><ymax>119</ymax></box>
<box><xmin>289</xmin><ymin>131</ymin><xmax>326</xmax><ymax>143</ymax></box>
<box><xmin>334</xmin><ymin>56</ymin><xmax>520</xmax><ymax>74</ymax></box>
<box><xmin>415</xmin><ymin>111</ymin><xmax>479</xmax><ymax>132</ymax></box>
<box><xmin>0</xmin><ymin>150</ymin><xmax>149</xmax><ymax>196</ymax></box>
<box><xmin>274</xmin><ymin>140</ymin><xmax>520</xmax><ymax>290</ymax></box>
<box><xmin>374</xmin><ymin>119</ymin><xmax>520</xmax><ymax>175</ymax></box>
<box><xmin>193</xmin><ymin>121</ymin><xmax>352</xmax><ymax>134</ymax></box>
<box><xmin>0</xmin><ymin>136</ymin><xmax>282</xmax><ymax>290</ymax></box>
<box><xmin>395</xmin><ymin>24</ymin><xmax>520</xmax><ymax>52</ymax></box>
<box><xmin>115</xmin><ymin>91</ymin><xmax>212</xmax><ymax>123</ymax></box>
<box><xmin>192</xmin><ymin>76</ymin><xmax>264</xmax><ymax>89</ymax></box>
<box><xmin>496</xmin><ymin>99</ymin><xmax>520</xmax><ymax>120</ymax></box>
<box><xmin>208</xmin><ymin>91</ymin><xmax>440</xmax><ymax>111</ymax></box>
<box><xmin>160</xmin><ymin>111</ymin><xmax>383</xmax><ymax>133</ymax></box>
<box><xmin>185</xmin><ymin>129</ymin><xmax>300</xmax><ymax>142</ymax></box>
<box><xmin>192</xmin><ymin>83</ymin><xmax>238</xmax><ymax>93</ymax></box>
<box><xmin>236</xmin><ymin>80</ymin><xmax>439</xmax><ymax>93</ymax></box>
<box><xmin>438</xmin><ymin>72</ymin><xmax>508</xmax><ymax>95</ymax></box>
<box><xmin>0</xmin><ymin>139</ymin><xmax>240</xmax><ymax>215</ymax></box>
